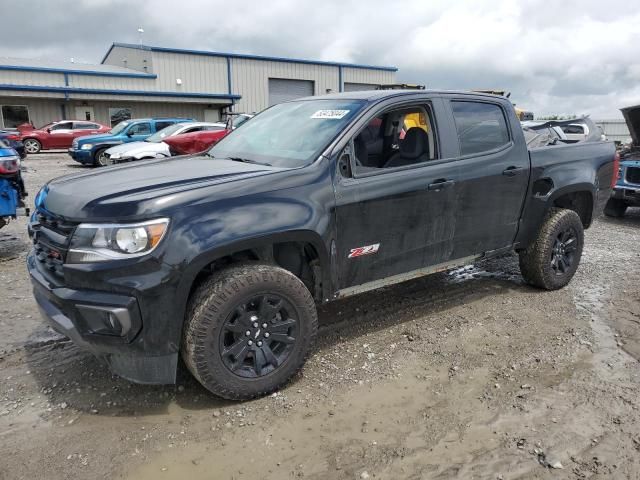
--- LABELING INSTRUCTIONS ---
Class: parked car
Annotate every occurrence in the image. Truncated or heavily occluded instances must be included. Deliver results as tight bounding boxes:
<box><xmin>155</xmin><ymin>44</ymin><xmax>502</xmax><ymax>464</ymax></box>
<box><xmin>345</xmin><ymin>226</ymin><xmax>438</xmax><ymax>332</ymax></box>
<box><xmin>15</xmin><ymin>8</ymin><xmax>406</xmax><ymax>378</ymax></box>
<box><xmin>605</xmin><ymin>104</ymin><xmax>640</xmax><ymax>217</ymax></box>
<box><xmin>68</xmin><ymin>118</ymin><xmax>193</xmax><ymax>166</ymax></box>
<box><xmin>0</xmin><ymin>139</ymin><xmax>27</xmax><ymax>229</ymax></box>
<box><xmin>560</xmin><ymin>120</ymin><xmax>607</xmax><ymax>143</ymax></box>
<box><xmin>104</xmin><ymin>122</ymin><xmax>226</xmax><ymax>165</ymax></box>
<box><xmin>19</xmin><ymin>120</ymin><xmax>110</xmax><ymax>154</ymax></box>
<box><xmin>163</xmin><ymin>128</ymin><xmax>230</xmax><ymax>155</ymax></box>
<box><xmin>0</xmin><ymin>130</ymin><xmax>26</xmax><ymax>159</ymax></box>
<box><xmin>28</xmin><ymin>90</ymin><xmax>616</xmax><ymax>400</ymax></box>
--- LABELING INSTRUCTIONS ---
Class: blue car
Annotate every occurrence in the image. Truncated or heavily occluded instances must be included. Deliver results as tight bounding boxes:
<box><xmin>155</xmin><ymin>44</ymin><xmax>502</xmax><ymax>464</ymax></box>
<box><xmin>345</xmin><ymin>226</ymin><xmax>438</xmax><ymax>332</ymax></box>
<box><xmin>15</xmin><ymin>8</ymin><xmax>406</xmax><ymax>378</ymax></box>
<box><xmin>605</xmin><ymin>105</ymin><xmax>640</xmax><ymax>217</ymax></box>
<box><xmin>0</xmin><ymin>140</ymin><xmax>26</xmax><ymax>229</ymax></box>
<box><xmin>68</xmin><ymin>117</ymin><xmax>193</xmax><ymax>167</ymax></box>
<box><xmin>0</xmin><ymin>130</ymin><xmax>26</xmax><ymax>159</ymax></box>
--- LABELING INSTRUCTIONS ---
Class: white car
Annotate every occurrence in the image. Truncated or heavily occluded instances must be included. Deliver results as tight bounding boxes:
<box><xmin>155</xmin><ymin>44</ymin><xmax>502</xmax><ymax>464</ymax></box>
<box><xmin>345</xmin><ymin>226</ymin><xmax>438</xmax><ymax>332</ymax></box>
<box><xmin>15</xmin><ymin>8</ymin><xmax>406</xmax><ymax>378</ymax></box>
<box><xmin>105</xmin><ymin>122</ymin><xmax>226</xmax><ymax>164</ymax></box>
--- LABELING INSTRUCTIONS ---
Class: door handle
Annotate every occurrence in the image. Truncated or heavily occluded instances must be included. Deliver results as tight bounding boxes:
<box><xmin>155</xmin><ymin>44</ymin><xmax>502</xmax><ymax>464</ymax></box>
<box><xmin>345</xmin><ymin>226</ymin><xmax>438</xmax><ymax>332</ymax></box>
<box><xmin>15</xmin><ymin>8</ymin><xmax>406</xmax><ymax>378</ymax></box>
<box><xmin>428</xmin><ymin>179</ymin><xmax>455</xmax><ymax>191</ymax></box>
<box><xmin>502</xmin><ymin>166</ymin><xmax>525</xmax><ymax>176</ymax></box>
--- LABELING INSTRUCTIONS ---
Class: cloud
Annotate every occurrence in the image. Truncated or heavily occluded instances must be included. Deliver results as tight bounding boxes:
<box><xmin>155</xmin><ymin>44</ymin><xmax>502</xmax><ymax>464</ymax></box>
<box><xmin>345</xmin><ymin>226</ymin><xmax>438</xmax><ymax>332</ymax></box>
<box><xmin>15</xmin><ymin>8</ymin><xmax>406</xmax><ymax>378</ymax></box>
<box><xmin>0</xmin><ymin>0</ymin><xmax>638</xmax><ymax>118</ymax></box>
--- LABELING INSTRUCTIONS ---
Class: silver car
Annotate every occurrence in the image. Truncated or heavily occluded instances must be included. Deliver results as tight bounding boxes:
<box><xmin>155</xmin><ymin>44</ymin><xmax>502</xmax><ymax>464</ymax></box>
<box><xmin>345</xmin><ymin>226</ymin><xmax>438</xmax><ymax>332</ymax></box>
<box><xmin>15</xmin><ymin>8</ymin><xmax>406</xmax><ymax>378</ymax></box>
<box><xmin>105</xmin><ymin>122</ymin><xmax>226</xmax><ymax>164</ymax></box>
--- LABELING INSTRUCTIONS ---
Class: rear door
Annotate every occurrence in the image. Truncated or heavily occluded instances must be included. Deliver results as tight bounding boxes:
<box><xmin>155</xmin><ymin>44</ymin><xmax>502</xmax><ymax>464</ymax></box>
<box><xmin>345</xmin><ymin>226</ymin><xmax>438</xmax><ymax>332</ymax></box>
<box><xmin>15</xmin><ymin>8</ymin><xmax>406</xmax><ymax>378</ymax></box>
<box><xmin>445</xmin><ymin>98</ymin><xmax>529</xmax><ymax>258</ymax></box>
<box><xmin>72</xmin><ymin>122</ymin><xmax>100</xmax><ymax>139</ymax></box>
<box><xmin>47</xmin><ymin>121</ymin><xmax>74</xmax><ymax>148</ymax></box>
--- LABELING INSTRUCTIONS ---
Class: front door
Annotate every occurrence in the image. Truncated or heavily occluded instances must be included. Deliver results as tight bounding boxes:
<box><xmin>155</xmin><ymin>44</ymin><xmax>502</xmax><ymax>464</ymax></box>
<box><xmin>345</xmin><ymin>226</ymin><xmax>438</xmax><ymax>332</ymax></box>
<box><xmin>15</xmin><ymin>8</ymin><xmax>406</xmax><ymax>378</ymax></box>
<box><xmin>446</xmin><ymin>99</ymin><xmax>530</xmax><ymax>258</ymax></box>
<box><xmin>334</xmin><ymin>101</ymin><xmax>458</xmax><ymax>290</ymax></box>
<box><xmin>48</xmin><ymin>121</ymin><xmax>74</xmax><ymax>148</ymax></box>
<box><xmin>75</xmin><ymin>106</ymin><xmax>95</xmax><ymax>121</ymax></box>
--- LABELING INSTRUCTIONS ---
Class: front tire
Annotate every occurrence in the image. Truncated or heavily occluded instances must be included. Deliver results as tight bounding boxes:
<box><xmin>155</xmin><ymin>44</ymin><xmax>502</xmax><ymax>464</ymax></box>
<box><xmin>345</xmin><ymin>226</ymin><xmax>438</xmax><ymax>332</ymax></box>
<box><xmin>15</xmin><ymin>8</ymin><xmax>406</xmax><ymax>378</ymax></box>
<box><xmin>182</xmin><ymin>264</ymin><xmax>318</xmax><ymax>400</ymax></box>
<box><xmin>519</xmin><ymin>208</ymin><xmax>584</xmax><ymax>290</ymax></box>
<box><xmin>604</xmin><ymin>198</ymin><xmax>627</xmax><ymax>218</ymax></box>
<box><xmin>23</xmin><ymin>138</ymin><xmax>41</xmax><ymax>154</ymax></box>
<box><xmin>94</xmin><ymin>148</ymin><xmax>109</xmax><ymax>167</ymax></box>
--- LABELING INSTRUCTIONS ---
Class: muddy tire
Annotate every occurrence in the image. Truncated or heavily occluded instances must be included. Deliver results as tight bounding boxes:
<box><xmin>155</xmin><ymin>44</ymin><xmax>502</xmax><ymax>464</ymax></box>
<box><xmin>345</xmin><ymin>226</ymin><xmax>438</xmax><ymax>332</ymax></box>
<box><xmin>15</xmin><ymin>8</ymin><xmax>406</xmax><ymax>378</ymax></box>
<box><xmin>94</xmin><ymin>148</ymin><xmax>109</xmax><ymax>167</ymax></box>
<box><xmin>23</xmin><ymin>138</ymin><xmax>41</xmax><ymax>154</ymax></box>
<box><xmin>604</xmin><ymin>198</ymin><xmax>627</xmax><ymax>218</ymax></box>
<box><xmin>519</xmin><ymin>208</ymin><xmax>584</xmax><ymax>290</ymax></box>
<box><xmin>182</xmin><ymin>263</ymin><xmax>318</xmax><ymax>400</ymax></box>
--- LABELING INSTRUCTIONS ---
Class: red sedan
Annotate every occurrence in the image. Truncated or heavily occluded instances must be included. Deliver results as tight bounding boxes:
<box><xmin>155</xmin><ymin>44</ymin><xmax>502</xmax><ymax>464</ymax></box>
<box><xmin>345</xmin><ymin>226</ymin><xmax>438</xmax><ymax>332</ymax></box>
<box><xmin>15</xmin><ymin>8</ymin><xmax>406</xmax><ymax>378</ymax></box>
<box><xmin>163</xmin><ymin>128</ymin><xmax>230</xmax><ymax>156</ymax></box>
<box><xmin>19</xmin><ymin>120</ymin><xmax>110</xmax><ymax>154</ymax></box>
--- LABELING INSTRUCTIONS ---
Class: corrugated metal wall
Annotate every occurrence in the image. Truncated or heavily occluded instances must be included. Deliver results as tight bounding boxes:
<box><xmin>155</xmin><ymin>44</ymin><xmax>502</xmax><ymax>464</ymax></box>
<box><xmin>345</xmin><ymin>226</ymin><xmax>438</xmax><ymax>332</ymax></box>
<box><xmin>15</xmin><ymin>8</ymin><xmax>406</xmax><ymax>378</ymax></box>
<box><xmin>0</xmin><ymin>96</ymin><xmax>64</xmax><ymax>127</ymax></box>
<box><xmin>150</xmin><ymin>51</ymin><xmax>228</xmax><ymax>93</ymax></box>
<box><xmin>342</xmin><ymin>67</ymin><xmax>395</xmax><ymax>86</ymax></box>
<box><xmin>103</xmin><ymin>45</ymin><xmax>154</xmax><ymax>73</ymax></box>
<box><xmin>231</xmin><ymin>58</ymin><xmax>340</xmax><ymax>113</ymax></box>
<box><xmin>595</xmin><ymin>119</ymin><xmax>631</xmax><ymax>143</ymax></box>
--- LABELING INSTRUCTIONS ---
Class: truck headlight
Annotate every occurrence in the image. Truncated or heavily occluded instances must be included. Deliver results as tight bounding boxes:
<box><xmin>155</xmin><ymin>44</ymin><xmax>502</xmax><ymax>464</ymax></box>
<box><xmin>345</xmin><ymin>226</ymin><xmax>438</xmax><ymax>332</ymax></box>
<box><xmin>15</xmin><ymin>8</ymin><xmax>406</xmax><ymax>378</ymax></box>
<box><xmin>80</xmin><ymin>144</ymin><xmax>94</xmax><ymax>150</ymax></box>
<box><xmin>67</xmin><ymin>219</ymin><xmax>169</xmax><ymax>263</ymax></box>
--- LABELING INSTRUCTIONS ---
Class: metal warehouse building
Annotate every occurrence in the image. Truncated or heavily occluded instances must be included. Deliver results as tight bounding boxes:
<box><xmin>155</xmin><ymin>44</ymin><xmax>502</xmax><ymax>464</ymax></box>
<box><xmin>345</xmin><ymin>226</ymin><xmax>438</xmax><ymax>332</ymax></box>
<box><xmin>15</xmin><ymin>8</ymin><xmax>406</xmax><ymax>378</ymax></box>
<box><xmin>0</xmin><ymin>42</ymin><xmax>397</xmax><ymax>129</ymax></box>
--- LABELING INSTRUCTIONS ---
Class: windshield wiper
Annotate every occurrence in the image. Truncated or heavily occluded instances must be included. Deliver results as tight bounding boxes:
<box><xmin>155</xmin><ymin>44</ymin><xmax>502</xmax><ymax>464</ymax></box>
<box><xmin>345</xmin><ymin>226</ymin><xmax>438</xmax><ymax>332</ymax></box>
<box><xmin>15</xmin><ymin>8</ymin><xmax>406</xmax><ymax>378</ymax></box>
<box><xmin>227</xmin><ymin>157</ymin><xmax>271</xmax><ymax>166</ymax></box>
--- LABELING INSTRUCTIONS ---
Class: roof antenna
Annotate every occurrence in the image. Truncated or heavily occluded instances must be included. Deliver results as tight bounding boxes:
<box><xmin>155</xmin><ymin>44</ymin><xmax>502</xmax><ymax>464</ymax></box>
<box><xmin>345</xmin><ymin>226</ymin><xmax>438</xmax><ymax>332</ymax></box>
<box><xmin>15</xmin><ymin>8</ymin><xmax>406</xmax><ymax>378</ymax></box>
<box><xmin>137</xmin><ymin>27</ymin><xmax>144</xmax><ymax>45</ymax></box>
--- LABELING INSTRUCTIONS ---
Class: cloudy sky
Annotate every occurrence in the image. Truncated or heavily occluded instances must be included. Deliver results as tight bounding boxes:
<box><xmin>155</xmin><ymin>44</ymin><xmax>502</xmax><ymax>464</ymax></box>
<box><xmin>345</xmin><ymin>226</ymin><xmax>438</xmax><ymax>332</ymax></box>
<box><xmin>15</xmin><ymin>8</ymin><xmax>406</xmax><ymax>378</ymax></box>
<box><xmin>1</xmin><ymin>0</ymin><xmax>636</xmax><ymax>118</ymax></box>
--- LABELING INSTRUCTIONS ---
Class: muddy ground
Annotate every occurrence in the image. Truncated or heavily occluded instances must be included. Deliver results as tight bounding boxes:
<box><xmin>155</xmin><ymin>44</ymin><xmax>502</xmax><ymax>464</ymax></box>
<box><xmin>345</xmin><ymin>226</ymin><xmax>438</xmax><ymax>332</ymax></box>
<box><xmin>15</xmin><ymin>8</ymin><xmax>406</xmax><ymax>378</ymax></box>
<box><xmin>1</xmin><ymin>153</ymin><xmax>639</xmax><ymax>480</ymax></box>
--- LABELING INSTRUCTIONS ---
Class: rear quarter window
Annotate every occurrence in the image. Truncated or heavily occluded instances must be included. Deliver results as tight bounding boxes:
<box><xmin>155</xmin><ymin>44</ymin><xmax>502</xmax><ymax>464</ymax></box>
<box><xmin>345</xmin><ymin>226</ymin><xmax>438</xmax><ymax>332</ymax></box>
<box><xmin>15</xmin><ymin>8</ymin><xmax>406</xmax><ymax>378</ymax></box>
<box><xmin>451</xmin><ymin>101</ymin><xmax>510</xmax><ymax>156</ymax></box>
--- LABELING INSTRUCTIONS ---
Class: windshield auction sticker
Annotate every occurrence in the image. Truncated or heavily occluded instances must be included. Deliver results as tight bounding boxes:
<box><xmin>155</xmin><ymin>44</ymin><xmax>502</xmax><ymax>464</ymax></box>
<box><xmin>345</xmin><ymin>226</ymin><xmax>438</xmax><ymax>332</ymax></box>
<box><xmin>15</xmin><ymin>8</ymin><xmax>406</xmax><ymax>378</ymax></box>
<box><xmin>311</xmin><ymin>110</ymin><xmax>350</xmax><ymax>119</ymax></box>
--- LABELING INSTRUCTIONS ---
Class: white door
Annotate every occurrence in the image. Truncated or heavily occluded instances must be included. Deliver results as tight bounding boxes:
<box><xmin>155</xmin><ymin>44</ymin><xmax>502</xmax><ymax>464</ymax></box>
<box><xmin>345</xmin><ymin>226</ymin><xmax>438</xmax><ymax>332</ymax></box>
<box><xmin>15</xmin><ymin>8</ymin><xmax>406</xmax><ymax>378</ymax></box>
<box><xmin>75</xmin><ymin>106</ymin><xmax>95</xmax><ymax>121</ymax></box>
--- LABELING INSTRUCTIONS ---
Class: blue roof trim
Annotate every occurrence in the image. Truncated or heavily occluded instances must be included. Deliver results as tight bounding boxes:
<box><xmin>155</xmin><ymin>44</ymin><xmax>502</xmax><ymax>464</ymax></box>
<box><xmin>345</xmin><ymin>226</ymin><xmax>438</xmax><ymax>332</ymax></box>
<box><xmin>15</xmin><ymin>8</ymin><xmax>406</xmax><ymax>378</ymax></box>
<box><xmin>0</xmin><ymin>64</ymin><xmax>157</xmax><ymax>79</ymax></box>
<box><xmin>104</xmin><ymin>42</ymin><xmax>398</xmax><ymax>72</ymax></box>
<box><xmin>0</xmin><ymin>84</ymin><xmax>240</xmax><ymax>100</ymax></box>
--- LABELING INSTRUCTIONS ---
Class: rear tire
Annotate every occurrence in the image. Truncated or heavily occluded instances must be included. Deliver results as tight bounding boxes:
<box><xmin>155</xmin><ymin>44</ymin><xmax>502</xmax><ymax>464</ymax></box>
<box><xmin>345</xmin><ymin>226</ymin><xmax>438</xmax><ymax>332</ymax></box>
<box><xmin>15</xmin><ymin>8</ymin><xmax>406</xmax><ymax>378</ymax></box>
<box><xmin>182</xmin><ymin>263</ymin><xmax>318</xmax><ymax>400</ymax></box>
<box><xmin>519</xmin><ymin>208</ymin><xmax>584</xmax><ymax>290</ymax></box>
<box><xmin>23</xmin><ymin>138</ymin><xmax>41</xmax><ymax>154</ymax></box>
<box><xmin>94</xmin><ymin>148</ymin><xmax>109</xmax><ymax>167</ymax></box>
<box><xmin>604</xmin><ymin>198</ymin><xmax>627</xmax><ymax>218</ymax></box>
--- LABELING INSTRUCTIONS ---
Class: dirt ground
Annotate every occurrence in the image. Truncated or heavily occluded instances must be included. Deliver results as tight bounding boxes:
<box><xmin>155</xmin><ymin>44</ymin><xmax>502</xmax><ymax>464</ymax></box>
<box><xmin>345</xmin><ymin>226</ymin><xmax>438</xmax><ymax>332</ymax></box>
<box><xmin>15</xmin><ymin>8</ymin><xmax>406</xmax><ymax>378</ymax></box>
<box><xmin>1</xmin><ymin>153</ymin><xmax>639</xmax><ymax>480</ymax></box>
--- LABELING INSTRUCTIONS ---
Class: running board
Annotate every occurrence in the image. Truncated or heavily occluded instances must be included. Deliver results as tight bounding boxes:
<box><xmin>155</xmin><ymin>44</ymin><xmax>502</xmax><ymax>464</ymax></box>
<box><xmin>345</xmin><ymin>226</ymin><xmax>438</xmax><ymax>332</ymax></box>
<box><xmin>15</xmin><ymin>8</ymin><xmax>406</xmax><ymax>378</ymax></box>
<box><xmin>334</xmin><ymin>254</ymin><xmax>482</xmax><ymax>299</ymax></box>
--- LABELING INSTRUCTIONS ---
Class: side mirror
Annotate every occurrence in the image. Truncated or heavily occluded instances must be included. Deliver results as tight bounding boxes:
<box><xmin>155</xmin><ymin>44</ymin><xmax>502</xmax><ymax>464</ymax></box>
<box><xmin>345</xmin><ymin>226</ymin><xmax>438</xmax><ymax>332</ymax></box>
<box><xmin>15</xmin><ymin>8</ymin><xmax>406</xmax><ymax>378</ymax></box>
<box><xmin>46</xmin><ymin>128</ymin><xmax>51</xmax><ymax>133</ymax></box>
<box><xmin>126</xmin><ymin>130</ymin><xmax>134</xmax><ymax>137</ymax></box>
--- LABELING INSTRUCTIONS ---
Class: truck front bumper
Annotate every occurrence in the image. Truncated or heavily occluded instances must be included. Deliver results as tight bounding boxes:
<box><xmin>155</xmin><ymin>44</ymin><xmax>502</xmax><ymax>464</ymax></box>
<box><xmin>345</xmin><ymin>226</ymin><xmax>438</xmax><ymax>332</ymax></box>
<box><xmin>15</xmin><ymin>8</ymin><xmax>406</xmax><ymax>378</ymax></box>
<box><xmin>27</xmin><ymin>253</ymin><xmax>178</xmax><ymax>384</ymax></box>
<box><xmin>67</xmin><ymin>148</ymin><xmax>93</xmax><ymax>164</ymax></box>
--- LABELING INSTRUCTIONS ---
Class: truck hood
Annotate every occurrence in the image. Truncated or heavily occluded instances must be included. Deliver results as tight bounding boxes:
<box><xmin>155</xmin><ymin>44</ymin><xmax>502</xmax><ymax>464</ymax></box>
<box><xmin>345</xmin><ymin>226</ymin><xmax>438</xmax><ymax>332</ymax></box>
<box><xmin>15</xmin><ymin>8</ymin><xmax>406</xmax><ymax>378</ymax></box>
<box><xmin>40</xmin><ymin>155</ymin><xmax>278</xmax><ymax>220</ymax></box>
<box><xmin>621</xmin><ymin>105</ymin><xmax>640</xmax><ymax>145</ymax></box>
<box><xmin>106</xmin><ymin>141</ymin><xmax>168</xmax><ymax>158</ymax></box>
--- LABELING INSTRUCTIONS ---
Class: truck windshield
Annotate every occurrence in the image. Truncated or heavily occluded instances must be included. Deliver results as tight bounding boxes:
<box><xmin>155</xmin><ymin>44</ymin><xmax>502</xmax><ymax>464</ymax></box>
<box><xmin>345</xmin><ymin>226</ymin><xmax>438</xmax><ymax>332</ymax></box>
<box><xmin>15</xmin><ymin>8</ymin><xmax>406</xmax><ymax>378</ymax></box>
<box><xmin>110</xmin><ymin>121</ymin><xmax>130</xmax><ymax>135</ymax></box>
<box><xmin>209</xmin><ymin>99</ymin><xmax>365</xmax><ymax>167</ymax></box>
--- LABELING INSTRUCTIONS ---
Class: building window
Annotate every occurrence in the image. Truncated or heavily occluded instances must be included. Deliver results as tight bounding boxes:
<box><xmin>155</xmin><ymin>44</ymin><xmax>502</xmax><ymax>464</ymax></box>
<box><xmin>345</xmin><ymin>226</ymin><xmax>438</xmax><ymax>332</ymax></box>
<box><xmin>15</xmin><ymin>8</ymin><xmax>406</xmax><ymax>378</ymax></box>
<box><xmin>1</xmin><ymin>105</ymin><xmax>30</xmax><ymax>128</ymax></box>
<box><xmin>109</xmin><ymin>107</ymin><xmax>132</xmax><ymax>127</ymax></box>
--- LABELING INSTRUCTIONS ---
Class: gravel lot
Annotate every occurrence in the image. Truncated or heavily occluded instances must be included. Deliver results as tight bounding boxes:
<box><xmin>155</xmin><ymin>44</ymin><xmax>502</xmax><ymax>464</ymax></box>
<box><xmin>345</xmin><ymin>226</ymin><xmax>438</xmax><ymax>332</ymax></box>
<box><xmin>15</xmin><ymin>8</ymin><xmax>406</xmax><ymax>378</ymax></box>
<box><xmin>1</xmin><ymin>153</ymin><xmax>639</xmax><ymax>480</ymax></box>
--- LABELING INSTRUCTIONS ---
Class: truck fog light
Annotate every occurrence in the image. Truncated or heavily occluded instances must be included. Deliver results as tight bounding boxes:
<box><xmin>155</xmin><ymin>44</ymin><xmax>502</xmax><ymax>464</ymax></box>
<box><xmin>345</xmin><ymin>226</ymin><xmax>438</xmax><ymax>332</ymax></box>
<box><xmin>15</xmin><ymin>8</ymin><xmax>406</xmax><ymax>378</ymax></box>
<box><xmin>115</xmin><ymin>227</ymin><xmax>148</xmax><ymax>253</ymax></box>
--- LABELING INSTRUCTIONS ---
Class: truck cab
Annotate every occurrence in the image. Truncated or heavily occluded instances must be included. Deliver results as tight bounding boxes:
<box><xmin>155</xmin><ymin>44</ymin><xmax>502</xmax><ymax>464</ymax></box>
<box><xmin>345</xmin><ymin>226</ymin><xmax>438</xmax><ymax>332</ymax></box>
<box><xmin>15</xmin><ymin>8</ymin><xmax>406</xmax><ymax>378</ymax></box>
<box><xmin>68</xmin><ymin>117</ymin><xmax>193</xmax><ymax>166</ymax></box>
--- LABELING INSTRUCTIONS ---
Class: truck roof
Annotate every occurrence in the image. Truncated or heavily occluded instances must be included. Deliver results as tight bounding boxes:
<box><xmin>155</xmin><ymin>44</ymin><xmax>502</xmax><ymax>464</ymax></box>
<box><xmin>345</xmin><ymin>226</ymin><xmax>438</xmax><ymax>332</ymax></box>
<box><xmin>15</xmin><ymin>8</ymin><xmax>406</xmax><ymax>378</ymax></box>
<box><xmin>299</xmin><ymin>89</ymin><xmax>506</xmax><ymax>102</ymax></box>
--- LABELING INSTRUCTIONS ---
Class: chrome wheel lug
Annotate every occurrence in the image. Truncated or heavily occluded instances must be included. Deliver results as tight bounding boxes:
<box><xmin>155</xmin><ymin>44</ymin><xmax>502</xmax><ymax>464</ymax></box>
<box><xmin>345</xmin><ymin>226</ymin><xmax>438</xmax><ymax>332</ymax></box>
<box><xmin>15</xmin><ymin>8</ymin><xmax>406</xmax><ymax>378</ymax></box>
<box><xmin>262</xmin><ymin>323</ymin><xmax>268</xmax><ymax>328</ymax></box>
<box><xmin>257</xmin><ymin>341</ymin><xmax>263</xmax><ymax>347</ymax></box>
<box><xmin>248</xmin><ymin>340</ymin><xmax>253</xmax><ymax>346</ymax></box>
<box><xmin>253</xmin><ymin>322</ymin><xmax>259</xmax><ymax>328</ymax></box>
<box><xmin>245</xmin><ymin>330</ymin><xmax>251</xmax><ymax>336</ymax></box>
<box><xmin>264</xmin><ymin>332</ymin><xmax>270</xmax><ymax>338</ymax></box>
<box><xmin>250</xmin><ymin>315</ymin><xmax>258</xmax><ymax>321</ymax></box>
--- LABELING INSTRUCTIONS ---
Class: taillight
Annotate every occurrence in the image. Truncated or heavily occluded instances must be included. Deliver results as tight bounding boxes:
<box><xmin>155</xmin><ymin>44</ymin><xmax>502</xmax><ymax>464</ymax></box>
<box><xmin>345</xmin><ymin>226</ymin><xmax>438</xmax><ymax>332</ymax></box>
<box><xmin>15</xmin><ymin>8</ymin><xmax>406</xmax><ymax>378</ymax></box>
<box><xmin>5</xmin><ymin>134</ymin><xmax>20</xmax><ymax>141</ymax></box>
<box><xmin>0</xmin><ymin>156</ymin><xmax>20</xmax><ymax>174</ymax></box>
<box><xmin>611</xmin><ymin>152</ymin><xmax>620</xmax><ymax>188</ymax></box>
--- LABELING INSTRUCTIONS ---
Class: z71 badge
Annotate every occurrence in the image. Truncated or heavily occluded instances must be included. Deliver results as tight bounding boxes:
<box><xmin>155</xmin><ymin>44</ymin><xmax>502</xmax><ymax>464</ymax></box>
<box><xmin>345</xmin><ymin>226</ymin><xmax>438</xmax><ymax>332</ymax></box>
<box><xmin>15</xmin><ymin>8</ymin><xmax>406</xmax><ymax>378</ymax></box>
<box><xmin>348</xmin><ymin>243</ymin><xmax>380</xmax><ymax>259</ymax></box>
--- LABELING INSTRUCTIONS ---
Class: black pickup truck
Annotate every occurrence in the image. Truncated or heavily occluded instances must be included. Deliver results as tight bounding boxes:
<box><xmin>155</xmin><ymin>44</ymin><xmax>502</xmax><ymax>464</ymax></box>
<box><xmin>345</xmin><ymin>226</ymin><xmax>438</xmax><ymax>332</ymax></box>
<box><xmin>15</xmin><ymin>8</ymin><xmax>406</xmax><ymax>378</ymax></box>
<box><xmin>28</xmin><ymin>90</ymin><xmax>617</xmax><ymax>399</ymax></box>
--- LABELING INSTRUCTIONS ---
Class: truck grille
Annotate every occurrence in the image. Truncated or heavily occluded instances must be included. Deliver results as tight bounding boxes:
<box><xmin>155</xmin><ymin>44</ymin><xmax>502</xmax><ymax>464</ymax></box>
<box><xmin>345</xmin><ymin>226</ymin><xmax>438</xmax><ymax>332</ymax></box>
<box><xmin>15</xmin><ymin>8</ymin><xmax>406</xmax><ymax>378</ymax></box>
<box><xmin>626</xmin><ymin>167</ymin><xmax>640</xmax><ymax>185</ymax></box>
<box><xmin>31</xmin><ymin>210</ymin><xmax>78</xmax><ymax>278</ymax></box>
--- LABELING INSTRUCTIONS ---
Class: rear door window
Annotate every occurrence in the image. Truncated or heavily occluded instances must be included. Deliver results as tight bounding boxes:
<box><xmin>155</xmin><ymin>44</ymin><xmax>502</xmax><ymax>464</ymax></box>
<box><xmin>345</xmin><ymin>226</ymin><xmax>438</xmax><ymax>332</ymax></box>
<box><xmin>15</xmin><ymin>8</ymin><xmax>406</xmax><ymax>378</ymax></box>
<box><xmin>451</xmin><ymin>101</ymin><xmax>510</xmax><ymax>156</ymax></box>
<box><xmin>74</xmin><ymin>122</ymin><xmax>98</xmax><ymax>130</ymax></box>
<box><xmin>155</xmin><ymin>121</ymin><xmax>175</xmax><ymax>131</ymax></box>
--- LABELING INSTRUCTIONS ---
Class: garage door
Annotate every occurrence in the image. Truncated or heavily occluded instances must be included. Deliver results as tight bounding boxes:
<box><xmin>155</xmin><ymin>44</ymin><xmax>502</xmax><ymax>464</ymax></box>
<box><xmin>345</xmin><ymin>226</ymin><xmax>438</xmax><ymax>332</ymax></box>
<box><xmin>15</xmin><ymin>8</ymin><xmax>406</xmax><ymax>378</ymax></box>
<box><xmin>344</xmin><ymin>82</ymin><xmax>379</xmax><ymax>92</ymax></box>
<box><xmin>268</xmin><ymin>78</ymin><xmax>314</xmax><ymax>106</ymax></box>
